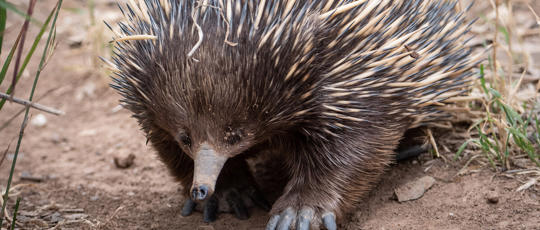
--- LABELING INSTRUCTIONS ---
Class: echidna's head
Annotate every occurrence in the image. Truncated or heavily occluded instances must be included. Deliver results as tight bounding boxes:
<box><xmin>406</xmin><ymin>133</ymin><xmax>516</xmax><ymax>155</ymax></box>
<box><xmin>114</xmin><ymin>49</ymin><xmax>274</xmax><ymax>201</ymax></box>
<box><xmin>111</xmin><ymin>35</ymin><xmax>304</xmax><ymax>201</ymax></box>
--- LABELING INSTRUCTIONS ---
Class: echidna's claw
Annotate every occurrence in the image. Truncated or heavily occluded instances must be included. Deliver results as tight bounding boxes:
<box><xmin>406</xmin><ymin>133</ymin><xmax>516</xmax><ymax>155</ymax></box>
<box><xmin>226</xmin><ymin>189</ymin><xmax>249</xmax><ymax>220</ymax></box>
<box><xmin>322</xmin><ymin>212</ymin><xmax>337</xmax><ymax>230</ymax></box>
<box><xmin>296</xmin><ymin>207</ymin><xmax>314</xmax><ymax>230</ymax></box>
<box><xmin>246</xmin><ymin>186</ymin><xmax>271</xmax><ymax>212</ymax></box>
<box><xmin>266</xmin><ymin>206</ymin><xmax>336</xmax><ymax>230</ymax></box>
<box><xmin>396</xmin><ymin>145</ymin><xmax>427</xmax><ymax>161</ymax></box>
<box><xmin>266</xmin><ymin>215</ymin><xmax>280</xmax><ymax>230</ymax></box>
<box><xmin>181</xmin><ymin>198</ymin><xmax>196</xmax><ymax>216</ymax></box>
<box><xmin>203</xmin><ymin>195</ymin><xmax>219</xmax><ymax>222</ymax></box>
<box><xmin>276</xmin><ymin>207</ymin><xmax>295</xmax><ymax>230</ymax></box>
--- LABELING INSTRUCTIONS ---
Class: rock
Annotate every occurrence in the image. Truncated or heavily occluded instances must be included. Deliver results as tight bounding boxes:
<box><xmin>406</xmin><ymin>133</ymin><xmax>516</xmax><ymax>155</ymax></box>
<box><xmin>75</xmin><ymin>82</ymin><xmax>96</xmax><ymax>101</ymax></box>
<box><xmin>31</xmin><ymin>114</ymin><xmax>47</xmax><ymax>127</ymax></box>
<box><xmin>20</xmin><ymin>171</ymin><xmax>45</xmax><ymax>182</ymax></box>
<box><xmin>64</xmin><ymin>213</ymin><xmax>88</xmax><ymax>220</ymax></box>
<box><xmin>78</xmin><ymin>129</ymin><xmax>98</xmax><ymax>136</ymax></box>
<box><xmin>114</xmin><ymin>153</ymin><xmax>136</xmax><ymax>169</ymax></box>
<box><xmin>513</xmin><ymin>158</ymin><xmax>534</xmax><ymax>169</ymax></box>
<box><xmin>50</xmin><ymin>133</ymin><xmax>67</xmax><ymax>144</ymax></box>
<box><xmin>49</xmin><ymin>212</ymin><xmax>63</xmax><ymax>223</ymax></box>
<box><xmin>67</xmin><ymin>31</ymin><xmax>86</xmax><ymax>48</ymax></box>
<box><xmin>486</xmin><ymin>192</ymin><xmax>499</xmax><ymax>204</ymax></box>
<box><xmin>394</xmin><ymin>176</ymin><xmax>436</xmax><ymax>202</ymax></box>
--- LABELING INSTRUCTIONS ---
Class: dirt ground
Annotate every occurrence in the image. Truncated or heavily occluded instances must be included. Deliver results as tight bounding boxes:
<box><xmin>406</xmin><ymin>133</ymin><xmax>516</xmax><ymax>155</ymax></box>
<box><xmin>1</xmin><ymin>0</ymin><xmax>540</xmax><ymax>229</ymax></box>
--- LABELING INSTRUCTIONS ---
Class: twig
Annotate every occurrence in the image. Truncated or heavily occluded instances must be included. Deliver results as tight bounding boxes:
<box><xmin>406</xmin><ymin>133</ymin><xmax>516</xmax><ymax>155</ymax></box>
<box><xmin>527</xmin><ymin>4</ymin><xmax>540</xmax><ymax>25</ymax></box>
<box><xmin>99</xmin><ymin>205</ymin><xmax>124</xmax><ymax>229</ymax></box>
<box><xmin>0</xmin><ymin>92</ymin><xmax>64</xmax><ymax>115</ymax></box>
<box><xmin>188</xmin><ymin>9</ymin><xmax>203</xmax><ymax>57</ymax></box>
<box><xmin>427</xmin><ymin>128</ymin><xmax>440</xmax><ymax>158</ymax></box>
<box><xmin>0</xmin><ymin>87</ymin><xmax>58</xmax><ymax>132</ymax></box>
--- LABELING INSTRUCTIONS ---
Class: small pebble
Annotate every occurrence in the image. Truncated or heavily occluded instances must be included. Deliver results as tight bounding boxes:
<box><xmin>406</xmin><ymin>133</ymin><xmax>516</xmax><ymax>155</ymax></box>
<box><xmin>31</xmin><ymin>114</ymin><xmax>47</xmax><ymax>127</ymax></box>
<box><xmin>114</xmin><ymin>153</ymin><xmax>136</xmax><ymax>169</ymax></box>
<box><xmin>394</xmin><ymin>176</ymin><xmax>436</xmax><ymax>202</ymax></box>
<box><xmin>486</xmin><ymin>192</ymin><xmax>499</xmax><ymax>204</ymax></box>
<box><xmin>20</xmin><ymin>171</ymin><xmax>44</xmax><ymax>182</ymax></box>
<box><xmin>64</xmin><ymin>213</ymin><xmax>88</xmax><ymax>220</ymax></box>
<box><xmin>49</xmin><ymin>212</ymin><xmax>63</xmax><ymax>223</ymax></box>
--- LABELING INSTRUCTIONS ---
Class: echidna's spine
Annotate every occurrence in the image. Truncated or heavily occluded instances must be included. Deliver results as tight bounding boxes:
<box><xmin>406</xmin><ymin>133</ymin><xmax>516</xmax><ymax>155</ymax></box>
<box><xmin>109</xmin><ymin>0</ymin><xmax>480</xmax><ymax>134</ymax></box>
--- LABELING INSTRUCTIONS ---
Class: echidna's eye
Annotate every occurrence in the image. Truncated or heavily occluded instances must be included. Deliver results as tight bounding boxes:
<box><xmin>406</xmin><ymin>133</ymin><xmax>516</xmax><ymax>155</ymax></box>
<box><xmin>178</xmin><ymin>133</ymin><xmax>191</xmax><ymax>147</ymax></box>
<box><xmin>224</xmin><ymin>127</ymin><xmax>242</xmax><ymax>145</ymax></box>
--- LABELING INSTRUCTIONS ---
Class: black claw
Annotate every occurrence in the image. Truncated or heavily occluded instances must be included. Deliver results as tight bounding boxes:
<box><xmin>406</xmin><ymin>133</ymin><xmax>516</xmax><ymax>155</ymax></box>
<box><xmin>296</xmin><ymin>208</ymin><xmax>314</xmax><ymax>230</ymax></box>
<box><xmin>396</xmin><ymin>145</ymin><xmax>427</xmax><ymax>161</ymax></box>
<box><xmin>203</xmin><ymin>196</ymin><xmax>219</xmax><ymax>223</ymax></box>
<box><xmin>181</xmin><ymin>198</ymin><xmax>196</xmax><ymax>216</ymax></box>
<box><xmin>277</xmin><ymin>207</ymin><xmax>296</xmax><ymax>230</ymax></box>
<box><xmin>266</xmin><ymin>215</ymin><xmax>280</xmax><ymax>230</ymax></box>
<box><xmin>246</xmin><ymin>186</ymin><xmax>271</xmax><ymax>212</ymax></box>
<box><xmin>226</xmin><ymin>190</ymin><xmax>249</xmax><ymax>220</ymax></box>
<box><xmin>322</xmin><ymin>213</ymin><xmax>337</xmax><ymax>230</ymax></box>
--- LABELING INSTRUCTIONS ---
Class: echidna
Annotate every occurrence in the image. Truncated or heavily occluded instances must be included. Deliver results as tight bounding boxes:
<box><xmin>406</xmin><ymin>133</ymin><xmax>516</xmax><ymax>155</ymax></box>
<box><xmin>106</xmin><ymin>0</ymin><xmax>481</xmax><ymax>229</ymax></box>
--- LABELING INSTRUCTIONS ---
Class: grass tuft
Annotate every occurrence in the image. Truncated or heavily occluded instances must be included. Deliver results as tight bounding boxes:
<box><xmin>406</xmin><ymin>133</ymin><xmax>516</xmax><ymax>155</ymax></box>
<box><xmin>456</xmin><ymin>0</ymin><xmax>540</xmax><ymax>171</ymax></box>
<box><xmin>0</xmin><ymin>0</ymin><xmax>63</xmax><ymax>227</ymax></box>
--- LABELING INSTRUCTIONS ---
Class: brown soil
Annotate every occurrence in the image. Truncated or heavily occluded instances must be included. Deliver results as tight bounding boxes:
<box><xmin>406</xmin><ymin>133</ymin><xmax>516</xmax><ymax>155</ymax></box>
<box><xmin>1</xmin><ymin>0</ymin><xmax>539</xmax><ymax>229</ymax></box>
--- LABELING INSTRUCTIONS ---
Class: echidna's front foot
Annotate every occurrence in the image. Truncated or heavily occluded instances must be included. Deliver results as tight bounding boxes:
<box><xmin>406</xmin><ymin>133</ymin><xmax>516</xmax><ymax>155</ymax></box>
<box><xmin>181</xmin><ymin>181</ymin><xmax>271</xmax><ymax>222</ymax></box>
<box><xmin>181</xmin><ymin>196</ymin><xmax>219</xmax><ymax>222</ymax></box>
<box><xmin>266</xmin><ymin>206</ymin><xmax>336</xmax><ymax>230</ymax></box>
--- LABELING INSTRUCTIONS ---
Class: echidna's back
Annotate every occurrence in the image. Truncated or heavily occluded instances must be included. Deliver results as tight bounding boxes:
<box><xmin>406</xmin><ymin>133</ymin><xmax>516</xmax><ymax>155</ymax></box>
<box><xmin>110</xmin><ymin>0</ymin><xmax>479</xmax><ymax>131</ymax></box>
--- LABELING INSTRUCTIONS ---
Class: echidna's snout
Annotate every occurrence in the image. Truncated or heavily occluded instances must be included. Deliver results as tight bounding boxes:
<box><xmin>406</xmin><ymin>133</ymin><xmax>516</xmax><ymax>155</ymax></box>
<box><xmin>191</xmin><ymin>142</ymin><xmax>228</xmax><ymax>201</ymax></box>
<box><xmin>191</xmin><ymin>185</ymin><xmax>209</xmax><ymax>201</ymax></box>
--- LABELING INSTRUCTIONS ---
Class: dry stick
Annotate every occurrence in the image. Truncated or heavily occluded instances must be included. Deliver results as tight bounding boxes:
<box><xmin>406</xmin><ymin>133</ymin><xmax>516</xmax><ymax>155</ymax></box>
<box><xmin>99</xmin><ymin>205</ymin><xmax>124</xmax><ymax>228</ymax></box>
<box><xmin>528</xmin><ymin>4</ymin><xmax>540</xmax><ymax>25</ymax></box>
<box><xmin>10</xmin><ymin>0</ymin><xmax>37</xmax><ymax>98</ymax></box>
<box><xmin>0</xmin><ymin>87</ymin><xmax>58</xmax><ymax>132</ymax></box>
<box><xmin>427</xmin><ymin>128</ymin><xmax>440</xmax><ymax>158</ymax></box>
<box><xmin>528</xmin><ymin>3</ymin><xmax>540</xmax><ymax>95</ymax></box>
<box><xmin>0</xmin><ymin>92</ymin><xmax>63</xmax><ymax>115</ymax></box>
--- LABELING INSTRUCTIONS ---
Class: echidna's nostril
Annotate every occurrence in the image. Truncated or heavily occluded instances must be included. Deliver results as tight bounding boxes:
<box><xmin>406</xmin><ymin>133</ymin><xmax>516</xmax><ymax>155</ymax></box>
<box><xmin>191</xmin><ymin>187</ymin><xmax>199</xmax><ymax>201</ymax></box>
<box><xmin>191</xmin><ymin>185</ymin><xmax>210</xmax><ymax>201</ymax></box>
<box><xmin>198</xmin><ymin>185</ymin><xmax>208</xmax><ymax>199</ymax></box>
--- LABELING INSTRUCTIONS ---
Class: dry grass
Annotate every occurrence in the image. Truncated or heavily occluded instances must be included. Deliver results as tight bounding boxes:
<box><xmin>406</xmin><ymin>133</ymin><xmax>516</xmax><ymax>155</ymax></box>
<box><xmin>447</xmin><ymin>0</ymin><xmax>540</xmax><ymax>175</ymax></box>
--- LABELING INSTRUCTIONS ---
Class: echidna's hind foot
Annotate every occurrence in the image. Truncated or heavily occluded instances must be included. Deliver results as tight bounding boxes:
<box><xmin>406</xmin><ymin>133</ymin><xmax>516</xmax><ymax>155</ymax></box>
<box><xmin>266</xmin><ymin>207</ymin><xmax>336</xmax><ymax>230</ymax></box>
<box><xmin>395</xmin><ymin>128</ymin><xmax>428</xmax><ymax>161</ymax></box>
<box><xmin>395</xmin><ymin>145</ymin><xmax>427</xmax><ymax>161</ymax></box>
<box><xmin>181</xmin><ymin>157</ymin><xmax>271</xmax><ymax>222</ymax></box>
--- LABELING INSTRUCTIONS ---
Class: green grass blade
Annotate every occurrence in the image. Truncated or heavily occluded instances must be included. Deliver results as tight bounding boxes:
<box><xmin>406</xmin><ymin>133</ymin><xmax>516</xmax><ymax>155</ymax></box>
<box><xmin>0</xmin><ymin>33</ymin><xmax>22</xmax><ymax>86</ymax></box>
<box><xmin>0</xmin><ymin>5</ymin><xmax>56</xmax><ymax>109</ymax></box>
<box><xmin>479</xmin><ymin>64</ymin><xmax>489</xmax><ymax>95</ymax></box>
<box><xmin>9</xmin><ymin>197</ymin><xmax>21</xmax><ymax>230</ymax></box>
<box><xmin>455</xmin><ymin>139</ymin><xmax>474</xmax><ymax>160</ymax></box>
<box><xmin>0</xmin><ymin>0</ymin><xmax>6</xmax><ymax>54</ymax></box>
<box><xmin>0</xmin><ymin>1</ymin><xmax>62</xmax><ymax>226</ymax></box>
<box><xmin>0</xmin><ymin>1</ymin><xmax>41</xmax><ymax>25</ymax></box>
